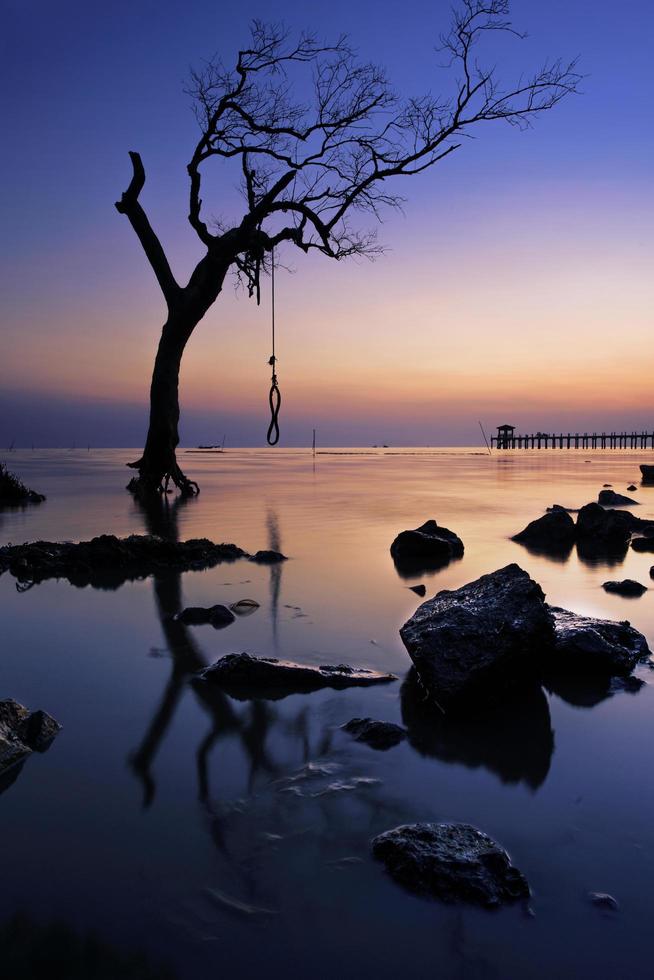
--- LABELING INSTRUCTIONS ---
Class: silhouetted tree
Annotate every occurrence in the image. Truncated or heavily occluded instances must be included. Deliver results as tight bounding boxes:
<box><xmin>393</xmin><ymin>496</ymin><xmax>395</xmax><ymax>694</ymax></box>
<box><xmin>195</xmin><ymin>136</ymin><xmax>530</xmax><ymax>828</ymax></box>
<box><xmin>116</xmin><ymin>0</ymin><xmax>579</xmax><ymax>494</ymax></box>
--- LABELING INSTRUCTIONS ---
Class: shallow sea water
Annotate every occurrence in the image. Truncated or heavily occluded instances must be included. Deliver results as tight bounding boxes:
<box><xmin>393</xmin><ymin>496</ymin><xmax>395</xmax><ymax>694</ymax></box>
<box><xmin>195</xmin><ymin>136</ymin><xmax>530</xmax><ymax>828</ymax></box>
<box><xmin>1</xmin><ymin>447</ymin><xmax>654</xmax><ymax>979</ymax></box>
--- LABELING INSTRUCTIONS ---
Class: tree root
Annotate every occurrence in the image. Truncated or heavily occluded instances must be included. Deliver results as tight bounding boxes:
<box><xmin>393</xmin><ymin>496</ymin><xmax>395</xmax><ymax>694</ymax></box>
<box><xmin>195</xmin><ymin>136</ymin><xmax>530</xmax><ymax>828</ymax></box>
<box><xmin>126</xmin><ymin>456</ymin><xmax>200</xmax><ymax>497</ymax></box>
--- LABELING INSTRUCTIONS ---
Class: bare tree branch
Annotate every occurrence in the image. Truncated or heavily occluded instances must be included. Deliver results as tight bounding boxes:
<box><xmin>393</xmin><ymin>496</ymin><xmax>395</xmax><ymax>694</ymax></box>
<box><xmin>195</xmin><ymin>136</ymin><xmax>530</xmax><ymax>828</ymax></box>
<box><xmin>115</xmin><ymin>152</ymin><xmax>181</xmax><ymax>306</ymax></box>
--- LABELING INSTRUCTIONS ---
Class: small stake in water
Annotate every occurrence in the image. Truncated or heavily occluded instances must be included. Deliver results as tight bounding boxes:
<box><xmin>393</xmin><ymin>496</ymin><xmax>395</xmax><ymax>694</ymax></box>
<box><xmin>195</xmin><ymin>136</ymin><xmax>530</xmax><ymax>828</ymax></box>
<box><xmin>479</xmin><ymin>421</ymin><xmax>492</xmax><ymax>456</ymax></box>
<box><xmin>312</xmin><ymin>429</ymin><xmax>316</xmax><ymax>456</ymax></box>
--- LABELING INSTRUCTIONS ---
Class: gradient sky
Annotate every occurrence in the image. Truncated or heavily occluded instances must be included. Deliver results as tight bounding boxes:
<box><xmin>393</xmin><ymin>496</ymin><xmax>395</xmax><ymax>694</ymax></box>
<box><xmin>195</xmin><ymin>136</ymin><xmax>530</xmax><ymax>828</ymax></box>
<box><xmin>1</xmin><ymin>0</ymin><xmax>652</xmax><ymax>447</ymax></box>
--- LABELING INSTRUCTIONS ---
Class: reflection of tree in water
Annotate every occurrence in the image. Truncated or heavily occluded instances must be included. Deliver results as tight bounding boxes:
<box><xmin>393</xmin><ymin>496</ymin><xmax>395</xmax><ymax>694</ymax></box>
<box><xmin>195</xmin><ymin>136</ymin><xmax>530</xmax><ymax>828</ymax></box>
<box><xmin>129</xmin><ymin>495</ymin><xmax>317</xmax><ymax>808</ymax></box>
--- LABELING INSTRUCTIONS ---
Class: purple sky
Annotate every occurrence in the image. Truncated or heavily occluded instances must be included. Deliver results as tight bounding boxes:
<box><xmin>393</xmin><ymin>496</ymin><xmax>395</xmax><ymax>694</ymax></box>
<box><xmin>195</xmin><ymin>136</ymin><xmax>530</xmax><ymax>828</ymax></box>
<box><xmin>1</xmin><ymin>0</ymin><xmax>652</xmax><ymax>447</ymax></box>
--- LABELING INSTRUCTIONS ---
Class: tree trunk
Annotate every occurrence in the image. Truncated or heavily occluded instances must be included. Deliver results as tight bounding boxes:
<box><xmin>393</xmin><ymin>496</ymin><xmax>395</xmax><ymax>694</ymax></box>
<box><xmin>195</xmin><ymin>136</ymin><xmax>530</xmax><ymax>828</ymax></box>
<box><xmin>127</xmin><ymin>312</ymin><xmax>200</xmax><ymax>495</ymax></box>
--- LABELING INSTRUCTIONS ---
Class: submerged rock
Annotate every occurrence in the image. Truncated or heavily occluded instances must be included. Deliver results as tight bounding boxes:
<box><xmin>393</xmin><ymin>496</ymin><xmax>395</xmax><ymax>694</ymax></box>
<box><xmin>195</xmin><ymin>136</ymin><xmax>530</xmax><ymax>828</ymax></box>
<box><xmin>598</xmin><ymin>489</ymin><xmax>639</xmax><ymax>507</ymax></box>
<box><xmin>408</xmin><ymin>584</ymin><xmax>426</xmax><ymax>597</ymax></box>
<box><xmin>0</xmin><ymin>699</ymin><xmax>61</xmax><ymax>782</ymax></box>
<box><xmin>175</xmin><ymin>604</ymin><xmax>236</xmax><ymax>628</ymax></box>
<box><xmin>197</xmin><ymin>652</ymin><xmax>397</xmax><ymax>699</ymax></box>
<box><xmin>589</xmin><ymin>892</ymin><xmax>619</xmax><ymax>912</ymax></box>
<box><xmin>399</xmin><ymin>564</ymin><xmax>552</xmax><ymax>710</ymax></box>
<box><xmin>391</xmin><ymin>520</ymin><xmax>463</xmax><ymax>577</ymax></box>
<box><xmin>0</xmin><ymin>535</ymin><xmax>279</xmax><ymax>589</ymax></box>
<box><xmin>548</xmin><ymin>606</ymin><xmax>650</xmax><ymax>675</ymax></box>
<box><xmin>627</xmin><ymin>485</ymin><xmax>637</xmax><ymax>492</ymax></box>
<box><xmin>341</xmin><ymin>717</ymin><xmax>407</xmax><ymax>750</ymax></box>
<box><xmin>602</xmin><ymin>579</ymin><xmax>648</xmax><ymax>597</ymax></box>
<box><xmin>250</xmin><ymin>549</ymin><xmax>287</xmax><ymax>564</ymax></box>
<box><xmin>371</xmin><ymin>822</ymin><xmax>529</xmax><ymax>907</ymax></box>
<box><xmin>650</xmin><ymin>566</ymin><xmax>654</xmax><ymax>580</ymax></box>
<box><xmin>511</xmin><ymin>509</ymin><xmax>576</xmax><ymax>555</ymax></box>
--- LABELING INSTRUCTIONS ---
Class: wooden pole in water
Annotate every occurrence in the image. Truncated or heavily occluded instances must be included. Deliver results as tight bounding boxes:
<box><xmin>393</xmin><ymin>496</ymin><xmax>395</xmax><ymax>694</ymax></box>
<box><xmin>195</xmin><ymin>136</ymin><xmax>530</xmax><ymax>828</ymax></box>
<box><xmin>312</xmin><ymin>429</ymin><xmax>316</xmax><ymax>456</ymax></box>
<box><xmin>478</xmin><ymin>422</ymin><xmax>492</xmax><ymax>456</ymax></box>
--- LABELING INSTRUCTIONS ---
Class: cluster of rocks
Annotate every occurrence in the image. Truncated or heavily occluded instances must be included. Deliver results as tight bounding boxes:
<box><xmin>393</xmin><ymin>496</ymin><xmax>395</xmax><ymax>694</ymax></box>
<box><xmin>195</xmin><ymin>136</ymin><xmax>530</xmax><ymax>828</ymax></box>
<box><xmin>0</xmin><ymin>534</ymin><xmax>287</xmax><ymax>589</ymax></box>
<box><xmin>512</xmin><ymin>501</ymin><xmax>654</xmax><ymax>559</ymax></box>
<box><xmin>0</xmin><ymin>699</ymin><xmax>61</xmax><ymax>789</ymax></box>
<box><xmin>399</xmin><ymin>564</ymin><xmax>650</xmax><ymax>712</ymax></box>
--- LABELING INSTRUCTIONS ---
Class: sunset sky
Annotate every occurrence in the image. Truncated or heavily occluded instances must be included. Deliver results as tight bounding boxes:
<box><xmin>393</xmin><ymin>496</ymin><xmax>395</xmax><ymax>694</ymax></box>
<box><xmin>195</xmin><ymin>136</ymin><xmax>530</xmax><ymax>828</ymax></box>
<box><xmin>1</xmin><ymin>0</ymin><xmax>652</xmax><ymax>447</ymax></box>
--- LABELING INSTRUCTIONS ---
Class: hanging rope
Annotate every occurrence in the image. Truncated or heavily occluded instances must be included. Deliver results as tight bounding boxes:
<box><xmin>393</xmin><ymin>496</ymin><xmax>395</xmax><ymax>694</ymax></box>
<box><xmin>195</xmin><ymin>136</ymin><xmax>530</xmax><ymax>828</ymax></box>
<box><xmin>266</xmin><ymin>249</ymin><xmax>281</xmax><ymax>445</ymax></box>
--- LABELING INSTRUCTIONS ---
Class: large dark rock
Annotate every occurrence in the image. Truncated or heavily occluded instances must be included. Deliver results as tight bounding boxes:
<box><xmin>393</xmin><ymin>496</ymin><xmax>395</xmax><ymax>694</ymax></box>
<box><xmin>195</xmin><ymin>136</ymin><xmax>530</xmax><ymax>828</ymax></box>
<box><xmin>399</xmin><ymin>564</ymin><xmax>552</xmax><ymax>710</ymax></box>
<box><xmin>548</xmin><ymin>606</ymin><xmax>650</xmax><ymax>675</ymax></box>
<box><xmin>576</xmin><ymin>503</ymin><xmax>638</xmax><ymax>543</ymax></box>
<box><xmin>632</xmin><ymin>536</ymin><xmax>654</xmax><ymax>553</ymax></box>
<box><xmin>371</xmin><ymin>822</ymin><xmax>529</xmax><ymax>907</ymax></box>
<box><xmin>391</xmin><ymin>520</ymin><xmax>463</xmax><ymax>577</ymax></box>
<box><xmin>175</xmin><ymin>604</ymin><xmax>236</xmax><ymax>628</ymax></box>
<box><xmin>598</xmin><ymin>489</ymin><xmax>639</xmax><ymax>506</ymax></box>
<box><xmin>196</xmin><ymin>652</ymin><xmax>397</xmax><ymax>700</ymax></box>
<box><xmin>0</xmin><ymin>535</ymin><xmax>281</xmax><ymax>589</ymax></box>
<box><xmin>640</xmin><ymin>464</ymin><xmax>654</xmax><ymax>484</ymax></box>
<box><xmin>0</xmin><ymin>700</ymin><xmax>61</xmax><ymax>782</ymax></box>
<box><xmin>341</xmin><ymin>717</ymin><xmax>407</xmax><ymax>750</ymax></box>
<box><xmin>511</xmin><ymin>509</ymin><xmax>576</xmax><ymax>556</ymax></box>
<box><xmin>400</xmin><ymin>669</ymin><xmax>553</xmax><ymax>789</ymax></box>
<box><xmin>602</xmin><ymin>579</ymin><xmax>648</xmax><ymax>597</ymax></box>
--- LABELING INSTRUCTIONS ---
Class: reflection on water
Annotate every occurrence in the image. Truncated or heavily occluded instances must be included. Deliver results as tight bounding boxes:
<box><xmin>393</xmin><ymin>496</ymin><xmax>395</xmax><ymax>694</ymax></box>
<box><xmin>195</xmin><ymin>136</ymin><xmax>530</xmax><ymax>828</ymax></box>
<box><xmin>400</xmin><ymin>669</ymin><xmax>554</xmax><ymax>790</ymax></box>
<box><xmin>1</xmin><ymin>449</ymin><xmax>654</xmax><ymax>978</ymax></box>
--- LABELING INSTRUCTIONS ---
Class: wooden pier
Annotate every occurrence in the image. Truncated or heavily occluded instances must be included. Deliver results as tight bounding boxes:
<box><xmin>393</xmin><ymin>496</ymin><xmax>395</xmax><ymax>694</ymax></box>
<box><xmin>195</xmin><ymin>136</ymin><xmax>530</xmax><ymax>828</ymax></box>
<box><xmin>490</xmin><ymin>424</ymin><xmax>654</xmax><ymax>450</ymax></box>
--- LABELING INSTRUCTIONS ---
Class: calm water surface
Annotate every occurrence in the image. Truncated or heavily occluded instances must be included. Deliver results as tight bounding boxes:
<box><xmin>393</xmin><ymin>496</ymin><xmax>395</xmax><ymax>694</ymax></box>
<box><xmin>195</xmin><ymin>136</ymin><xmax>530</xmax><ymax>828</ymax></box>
<box><xmin>2</xmin><ymin>448</ymin><xmax>654</xmax><ymax>978</ymax></box>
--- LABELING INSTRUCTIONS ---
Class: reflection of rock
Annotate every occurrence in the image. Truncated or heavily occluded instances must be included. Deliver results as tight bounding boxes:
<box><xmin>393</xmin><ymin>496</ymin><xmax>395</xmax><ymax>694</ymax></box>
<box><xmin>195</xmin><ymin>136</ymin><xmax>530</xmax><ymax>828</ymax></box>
<box><xmin>511</xmin><ymin>510</ymin><xmax>576</xmax><ymax>558</ymax></box>
<box><xmin>391</xmin><ymin>520</ymin><xmax>463</xmax><ymax>578</ymax></box>
<box><xmin>341</xmin><ymin>717</ymin><xmax>407</xmax><ymax>751</ymax></box>
<box><xmin>175</xmin><ymin>604</ymin><xmax>236</xmax><ymax>628</ymax></box>
<box><xmin>598</xmin><ymin>489</ymin><xmax>638</xmax><ymax>506</ymax></box>
<box><xmin>602</xmin><ymin>579</ymin><xmax>648</xmax><ymax>597</ymax></box>
<box><xmin>548</xmin><ymin>607</ymin><xmax>650</xmax><ymax>674</ymax></box>
<box><xmin>0</xmin><ymin>699</ymin><xmax>61</xmax><ymax>786</ymax></box>
<box><xmin>400</xmin><ymin>670</ymin><xmax>553</xmax><ymax>789</ymax></box>
<box><xmin>544</xmin><ymin>671</ymin><xmax>644</xmax><ymax>709</ymax></box>
<box><xmin>197</xmin><ymin>653</ymin><xmax>397</xmax><ymax>700</ymax></box>
<box><xmin>400</xmin><ymin>565</ymin><xmax>552</xmax><ymax>710</ymax></box>
<box><xmin>371</xmin><ymin>822</ymin><xmax>529</xmax><ymax>907</ymax></box>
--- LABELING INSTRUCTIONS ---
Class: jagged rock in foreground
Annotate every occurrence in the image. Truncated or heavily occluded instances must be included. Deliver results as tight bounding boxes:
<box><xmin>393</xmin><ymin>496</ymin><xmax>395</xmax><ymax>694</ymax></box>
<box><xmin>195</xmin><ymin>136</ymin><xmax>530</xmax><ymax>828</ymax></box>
<box><xmin>0</xmin><ymin>699</ymin><xmax>61</xmax><ymax>782</ymax></box>
<box><xmin>602</xmin><ymin>579</ymin><xmax>648</xmax><ymax>597</ymax></box>
<box><xmin>399</xmin><ymin>564</ymin><xmax>552</xmax><ymax>710</ymax></box>
<box><xmin>175</xmin><ymin>604</ymin><xmax>236</xmax><ymax>628</ymax></box>
<box><xmin>548</xmin><ymin>606</ymin><xmax>650</xmax><ymax>675</ymax></box>
<box><xmin>0</xmin><ymin>534</ymin><xmax>286</xmax><ymax>589</ymax></box>
<box><xmin>598</xmin><ymin>489</ymin><xmax>639</xmax><ymax>507</ymax></box>
<box><xmin>341</xmin><ymin>717</ymin><xmax>407</xmax><ymax>750</ymax></box>
<box><xmin>372</xmin><ymin>822</ymin><xmax>529</xmax><ymax>907</ymax></box>
<box><xmin>390</xmin><ymin>520</ymin><xmax>463</xmax><ymax>576</ymax></box>
<box><xmin>0</xmin><ymin>462</ymin><xmax>45</xmax><ymax>506</ymax></box>
<box><xmin>511</xmin><ymin>509</ymin><xmax>576</xmax><ymax>554</ymax></box>
<box><xmin>197</xmin><ymin>652</ymin><xmax>397</xmax><ymax>699</ymax></box>
<box><xmin>400</xmin><ymin>566</ymin><xmax>651</xmax><ymax>710</ymax></box>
